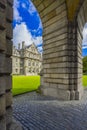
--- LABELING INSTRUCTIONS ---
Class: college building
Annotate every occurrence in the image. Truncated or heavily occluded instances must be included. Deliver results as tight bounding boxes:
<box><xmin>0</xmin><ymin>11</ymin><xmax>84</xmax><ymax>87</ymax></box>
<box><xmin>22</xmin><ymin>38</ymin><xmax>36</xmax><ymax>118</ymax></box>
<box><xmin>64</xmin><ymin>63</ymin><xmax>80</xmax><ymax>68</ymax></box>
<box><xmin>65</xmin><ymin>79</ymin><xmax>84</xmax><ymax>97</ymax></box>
<box><xmin>12</xmin><ymin>41</ymin><xmax>42</xmax><ymax>75</ymax></box>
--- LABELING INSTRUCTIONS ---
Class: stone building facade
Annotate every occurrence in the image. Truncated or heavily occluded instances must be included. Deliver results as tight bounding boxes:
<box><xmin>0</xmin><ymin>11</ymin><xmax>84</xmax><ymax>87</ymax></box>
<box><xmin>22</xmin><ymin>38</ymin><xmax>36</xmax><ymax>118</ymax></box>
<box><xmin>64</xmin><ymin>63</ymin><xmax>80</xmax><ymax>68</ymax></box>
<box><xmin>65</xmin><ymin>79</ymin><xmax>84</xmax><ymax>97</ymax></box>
<box><xmin>12</xmin><ymin>42</ymin><xmax>42</xmax><ymax>75</ymax></box>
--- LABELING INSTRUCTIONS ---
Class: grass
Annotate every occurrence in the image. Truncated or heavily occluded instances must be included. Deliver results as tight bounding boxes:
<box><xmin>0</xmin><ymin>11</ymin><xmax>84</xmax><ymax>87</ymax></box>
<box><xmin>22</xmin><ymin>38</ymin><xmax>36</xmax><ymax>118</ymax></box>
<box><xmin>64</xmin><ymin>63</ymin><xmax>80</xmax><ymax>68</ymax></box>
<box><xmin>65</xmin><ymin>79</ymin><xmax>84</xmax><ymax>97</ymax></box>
<box><xmin>12</xmin><ymin>75</ymin><xmax>87</xmax><ymax>96</ymax></box>
<box><xmin>82</xmin><ymin>75</ymin><xmax>87</xmax><ymax>87</ymax></box>
<box><xmin>12</xmin><ymin>75</ymin><xmax>40</xmax><ymax>96</ymax></box>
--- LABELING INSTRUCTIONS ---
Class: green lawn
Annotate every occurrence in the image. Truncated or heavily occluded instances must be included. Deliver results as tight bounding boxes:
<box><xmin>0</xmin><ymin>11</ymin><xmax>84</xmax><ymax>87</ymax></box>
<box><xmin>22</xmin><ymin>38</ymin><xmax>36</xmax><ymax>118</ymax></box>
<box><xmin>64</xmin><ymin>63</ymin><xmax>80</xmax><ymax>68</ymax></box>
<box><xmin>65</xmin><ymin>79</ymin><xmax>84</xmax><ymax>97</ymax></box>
<box><xmin>12</xmin><ymin>75</ymin><xmax>87</xmax><ymax>96</ymax></box>
<box><xmin>12</xmin><ymin>75</ymin><xmax>40</xmax><ymax>96</ymax></box>
<box><xmin>82</xmin><ymin>75</ymin><xmax>87</xmax><ymax>87</ymax></box>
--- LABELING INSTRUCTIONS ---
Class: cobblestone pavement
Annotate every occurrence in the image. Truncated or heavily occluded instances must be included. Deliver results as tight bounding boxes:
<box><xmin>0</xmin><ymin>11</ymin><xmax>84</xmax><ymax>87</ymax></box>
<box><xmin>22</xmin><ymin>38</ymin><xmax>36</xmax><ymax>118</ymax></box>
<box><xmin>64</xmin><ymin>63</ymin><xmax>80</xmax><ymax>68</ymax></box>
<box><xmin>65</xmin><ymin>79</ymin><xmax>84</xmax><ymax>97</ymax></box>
<box><xmin>13</xmin><ymin>89</ymin><xmax>87</xmax><ymax>130</ymax></box>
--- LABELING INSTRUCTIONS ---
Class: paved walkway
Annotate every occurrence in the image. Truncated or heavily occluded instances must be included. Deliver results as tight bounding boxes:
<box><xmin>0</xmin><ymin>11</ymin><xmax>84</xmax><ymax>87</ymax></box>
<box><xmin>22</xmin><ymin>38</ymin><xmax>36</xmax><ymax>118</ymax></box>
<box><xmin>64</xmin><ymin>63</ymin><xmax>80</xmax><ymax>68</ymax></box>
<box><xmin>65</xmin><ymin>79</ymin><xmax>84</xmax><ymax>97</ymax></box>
<box><xmin>13</xmin><ymin>89</ymin><xmax>87</xmax><ymax>130</ymax></box>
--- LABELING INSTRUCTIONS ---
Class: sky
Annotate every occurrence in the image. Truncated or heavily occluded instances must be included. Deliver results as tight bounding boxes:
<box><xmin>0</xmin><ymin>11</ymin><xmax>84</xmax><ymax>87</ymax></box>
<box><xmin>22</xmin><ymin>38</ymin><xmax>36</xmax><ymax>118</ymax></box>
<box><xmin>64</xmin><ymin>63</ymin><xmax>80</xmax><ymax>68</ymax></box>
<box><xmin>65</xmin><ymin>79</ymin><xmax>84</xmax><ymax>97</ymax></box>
<box><xmin>82</xmin><ymin>23</ymin><xmax>87</xmax><ymax>57</ymax></box>
<box><xmin>13</xmin><ymin>0</ymin><xmax>43</xmax><ymax>53</ymax></box>
<box><xmin>13</xmin><ymin>0</ymin><xmax>87</xmax><ymax>56</ymax></box>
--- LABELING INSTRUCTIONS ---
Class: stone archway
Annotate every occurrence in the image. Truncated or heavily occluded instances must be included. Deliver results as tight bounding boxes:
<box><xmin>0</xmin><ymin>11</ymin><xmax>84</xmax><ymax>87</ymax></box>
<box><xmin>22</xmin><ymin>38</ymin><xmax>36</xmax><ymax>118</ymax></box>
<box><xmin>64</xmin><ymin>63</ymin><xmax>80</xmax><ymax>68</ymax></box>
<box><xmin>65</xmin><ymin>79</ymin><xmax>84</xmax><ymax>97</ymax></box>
<box><xmin>32</xmin><ymin>0</ymin><xmax>84</xmax><ymax>100</ymax></box>
<box><xmin>32</xmin><ymin>0</ymin><xmax>71</xmax><ymax>100</ymax></box>
<box><xmin>0</xmin><ymin>0</ymin><xmax>86</xmax><ymax>129</ymax></box>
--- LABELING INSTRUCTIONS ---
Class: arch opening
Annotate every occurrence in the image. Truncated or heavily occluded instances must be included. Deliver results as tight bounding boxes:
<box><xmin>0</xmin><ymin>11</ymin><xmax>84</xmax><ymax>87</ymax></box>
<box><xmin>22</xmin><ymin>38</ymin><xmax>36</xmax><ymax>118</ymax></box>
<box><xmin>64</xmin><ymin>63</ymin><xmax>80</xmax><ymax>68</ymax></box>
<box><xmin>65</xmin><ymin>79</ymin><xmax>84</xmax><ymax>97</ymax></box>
<box><xmin>12</xmin><ymin>0</ymin><xmax>43</xmax><ymax>95</ymax></box>
<box><xmin>76</xmin><ymin>0</ymin><xmax>87</xmax><ymax>98</ymax></box>
<box><xmin>82</xmin><ymin>23</ymin><xmax>87</xmax><ymax>87</ymax></box>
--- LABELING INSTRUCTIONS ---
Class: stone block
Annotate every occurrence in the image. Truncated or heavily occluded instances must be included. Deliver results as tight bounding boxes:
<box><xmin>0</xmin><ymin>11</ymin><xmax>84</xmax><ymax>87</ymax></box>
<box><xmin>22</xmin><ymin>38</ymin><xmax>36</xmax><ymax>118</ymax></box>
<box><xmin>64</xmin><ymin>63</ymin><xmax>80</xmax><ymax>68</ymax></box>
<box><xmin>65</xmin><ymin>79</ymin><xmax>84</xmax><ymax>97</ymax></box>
<box><xmin>43</xmin><ymin>27</ymin><xmax>67</xmax><ymax>41</ymax></box>
<box><xmin>44</xmin><ymin>44</ymin><xmax>67</xmax><ymax>55</ymax></box>
<box><xmin>57</xmin><ymin>84</ymin><xmax>69</xmax><ymax>90</ymax></box>
<box><xmin>0</xmin><ymin>53</ymin><xmax>5</xmax><ymax>73</ymax></box>
<box><xmin>6</xmin><ymin>91</ymin><xmax>12</xmax><ymax>107</ymax></box>
<box><xmin>43</xmin><ymin>39</ymin><xmax>67</xmax><ymax>50</ymax></box>
<box><xmin>6</xmin><ymin>107</ymin><xmax>12</xmax><ymax>125</ymax></box>
<box><xmin>42</xmin><ymin>88</ymin><xmax>58</xmax><ymax>98</ymax></box>
<box><xmin>6</xmin><ymin>3</ymin><xmax>13</xmax><ymax>22</ymax></box>
<box><xmin>6</xmin><ymin>22</ymin><xmax>13</xmax><ymax>39</ymax></box>
<box><xmin>0</xmin><ymin>10</ymin><xmax>6</xmax><ymax>29</ymax></box>
<box><xmin>70</xmin><ymin>90</ymin><xmax>75</xmax><ymax>100</ymax></box>
<box><xmin>5</xmin><ymin>57</ymin><xmax>12</xmax><ymax>73</ymax></box>
<box><xmin>40</xmin><ymin>0</ymin><xmax>65</xmax><ymax>18</ymax></box>
<box><xmin>7</xmin><ymin>0</ymin><xmax>13</xmax><ymax>6</ymax></box>
<box><xmin>43</xmin><ymin>0</ymin><xmax>54</xmax><ymax>8</ymax></box>
<box><xmin>44</xmin><ymin>9</ymin><xmax>66</xmax><ymax>28</ymax></box>
<box><xmin>44</xmin><ymin>62</ymin><xmax>68</xmax><ymax>69</ymax></box>
<box><xmin>44</xmin><ymin>19</ymin><xmax>67</xmax><ymax>35</ymax></box>
<box><xmin>0</xmin><ymin>95</ymin><xmax>5</xmax><ymax>116</ymax></box>
<box><xmin>37</xmin><ymin>3</ymin><xmax>44</xmax><ymax>12</ymax></box>
<box><xmin>41</xmin><ymin>87</ymin><xmax>70</xmax><ymax>100</ymax></box>
<box><xmin>44</xmin><ymin>73</ymin><xmax>69</xmax><ymax>79</ymax></box>
<box><xmin>0</xmin><ymin>0</ymin><xmax>6</xmax><ymax>8</ymax></box>
<box><xmin>0</xmin><ymin>30</ymin><xmax>6</xmax><ymax>51</ymax></box>
<box><xmin>6</xmin><ymin>39</ymin><xmax>12</xmax><ymax>56</ymax></box>
<box><xmin>5</xmin><ymin>76</ymin><xmax>12</xmax><ymax>91</ymax></box>
<box><xmin>75</xmin><ymin>86</ymin><xmax>84</xmax><ymax>100</ymax></box>
<box><xmin>0</xmin><ymin>76</ymin><xmax>6</xmax><ymax>95</ymax></box>
<box><xmin>41</xmin><ymin>77</ymin><xmax>44</xmax><ymax>85</ymax></box>
<box><xmin>0</xmin><ymin>116</ymin><xmax>6</xmax><ymax>130</ymax></box>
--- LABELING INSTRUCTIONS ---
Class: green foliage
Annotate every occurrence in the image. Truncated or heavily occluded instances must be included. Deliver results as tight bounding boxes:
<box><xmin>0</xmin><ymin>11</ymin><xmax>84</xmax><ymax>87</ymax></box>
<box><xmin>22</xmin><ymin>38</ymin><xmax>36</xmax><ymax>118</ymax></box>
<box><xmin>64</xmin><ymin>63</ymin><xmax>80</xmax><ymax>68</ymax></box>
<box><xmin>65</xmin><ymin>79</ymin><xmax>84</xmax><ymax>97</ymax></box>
<box><xmin>12</xmin><ymin>75</ymin><xmax>40</xmax><ymax>96</ymax></box>
<box><xmin>83</xmin><ymin>56</ymin><xmax>87</xmax><ymax>74</ymax></box>
<box><xmin>82</xmin><ymin>75</ymin><xmax>87</xmax><ymax>87</ymax></box>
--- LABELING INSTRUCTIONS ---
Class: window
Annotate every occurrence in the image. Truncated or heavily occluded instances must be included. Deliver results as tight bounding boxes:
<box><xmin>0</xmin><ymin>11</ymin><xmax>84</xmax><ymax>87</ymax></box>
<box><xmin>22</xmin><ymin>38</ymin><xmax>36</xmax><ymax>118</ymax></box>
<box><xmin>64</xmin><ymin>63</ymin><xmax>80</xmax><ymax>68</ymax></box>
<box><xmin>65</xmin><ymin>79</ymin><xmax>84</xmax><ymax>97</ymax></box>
<box><xmin>15</xmin><ymin>69</ymin><xmax>18</xmax><ymax>72</ymax></box>
<box><xmin>16</xmin><ymin>58</ymin><xmax>18</xmax><ymax>62</ymax></box>
<box><xmin>29</xmin><ymin>68</ymin><xmax>31</xmax><ymax>72</ymax></box>
<box><xmin>28</xmin><ymin>61</ymin><xmax>31</xmax><ymax>66</ymax></box>
<box><xmin>32</xmin><ymin>62</ymin><xmax>35</xmax><ymax>66</ymax></box>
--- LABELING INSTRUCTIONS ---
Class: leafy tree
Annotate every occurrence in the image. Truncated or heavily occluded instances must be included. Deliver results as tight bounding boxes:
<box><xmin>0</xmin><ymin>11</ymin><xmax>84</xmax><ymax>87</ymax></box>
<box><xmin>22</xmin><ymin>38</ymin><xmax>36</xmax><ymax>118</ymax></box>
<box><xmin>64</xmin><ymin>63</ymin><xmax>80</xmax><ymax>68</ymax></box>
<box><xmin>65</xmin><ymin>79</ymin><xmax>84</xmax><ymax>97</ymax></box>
<box><xmin>83</xmin><ymin>56</ymin><xmax>87</xmax><ymax>74</ymax></box>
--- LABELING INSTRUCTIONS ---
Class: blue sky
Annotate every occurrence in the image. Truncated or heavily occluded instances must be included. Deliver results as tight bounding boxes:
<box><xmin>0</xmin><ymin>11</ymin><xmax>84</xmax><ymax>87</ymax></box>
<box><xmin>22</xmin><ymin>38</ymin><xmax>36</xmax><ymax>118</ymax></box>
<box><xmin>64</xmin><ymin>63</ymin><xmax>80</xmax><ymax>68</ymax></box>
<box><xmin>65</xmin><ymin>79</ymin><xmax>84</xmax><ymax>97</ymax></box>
<box><xmin>13</xmin><ymin>0</ymin><xmax>87</xmax><ymax>56</ymax></box>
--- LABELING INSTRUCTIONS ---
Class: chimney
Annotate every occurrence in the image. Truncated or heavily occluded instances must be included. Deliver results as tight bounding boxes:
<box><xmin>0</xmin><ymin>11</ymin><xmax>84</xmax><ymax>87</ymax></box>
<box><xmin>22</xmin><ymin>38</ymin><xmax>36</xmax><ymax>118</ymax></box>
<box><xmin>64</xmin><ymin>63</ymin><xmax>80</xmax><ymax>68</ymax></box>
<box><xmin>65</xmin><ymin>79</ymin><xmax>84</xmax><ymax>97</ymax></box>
<box><xmin>18</xmin><ymin>43</ymin><xmax>20</xmax><ymax>50</ymax></box>
<box><xmin>22</xmin><ymin>41</ymin><xmax>25</xmax><ymax>49</ymax></box>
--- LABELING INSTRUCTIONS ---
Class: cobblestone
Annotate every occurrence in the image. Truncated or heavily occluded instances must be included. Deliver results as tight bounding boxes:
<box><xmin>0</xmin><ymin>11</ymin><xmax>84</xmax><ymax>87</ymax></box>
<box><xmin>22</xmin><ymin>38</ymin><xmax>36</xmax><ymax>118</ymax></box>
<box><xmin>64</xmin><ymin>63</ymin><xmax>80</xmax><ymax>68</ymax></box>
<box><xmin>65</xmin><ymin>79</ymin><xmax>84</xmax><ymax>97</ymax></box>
<box><xmin>13</xmin><ymin>89</ymin><xmax>87</xmax><ymax>130</ymax></box>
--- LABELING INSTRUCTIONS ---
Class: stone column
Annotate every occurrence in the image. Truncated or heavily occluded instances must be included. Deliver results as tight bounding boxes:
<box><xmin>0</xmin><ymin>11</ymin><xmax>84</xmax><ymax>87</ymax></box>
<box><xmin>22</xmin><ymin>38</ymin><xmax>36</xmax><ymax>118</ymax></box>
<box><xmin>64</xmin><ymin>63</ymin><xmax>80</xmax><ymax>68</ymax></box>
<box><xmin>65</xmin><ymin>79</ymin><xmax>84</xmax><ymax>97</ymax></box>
<box><xmin>67</xmin><ymin>20</ymin><xmax>83</xmax><ymax>100</ymax></box>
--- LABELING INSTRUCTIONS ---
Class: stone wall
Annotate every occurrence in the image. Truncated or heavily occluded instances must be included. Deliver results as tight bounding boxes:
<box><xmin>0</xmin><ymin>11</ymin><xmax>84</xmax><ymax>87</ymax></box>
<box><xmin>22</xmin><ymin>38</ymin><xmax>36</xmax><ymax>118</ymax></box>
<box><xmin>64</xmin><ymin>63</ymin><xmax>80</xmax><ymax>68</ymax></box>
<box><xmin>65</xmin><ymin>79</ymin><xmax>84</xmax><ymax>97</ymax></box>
<box><xmin>32</xmin><ymin>0</ymin><xmax>84</xmax><ymax>100</ymax></box>
<box><xmin>0</xmin><ymin>0</ymin><xmax>22</xmax><ymax>129</ymax></box>
<box><xmin>32</xmin><ymin>0</ymin><xmax>70</xmax><ymax>100</ymax></box>
<box><xmin>0</xmin><ymin>0</ymin><xmax>12</xmax><ymax>129</ymax></box>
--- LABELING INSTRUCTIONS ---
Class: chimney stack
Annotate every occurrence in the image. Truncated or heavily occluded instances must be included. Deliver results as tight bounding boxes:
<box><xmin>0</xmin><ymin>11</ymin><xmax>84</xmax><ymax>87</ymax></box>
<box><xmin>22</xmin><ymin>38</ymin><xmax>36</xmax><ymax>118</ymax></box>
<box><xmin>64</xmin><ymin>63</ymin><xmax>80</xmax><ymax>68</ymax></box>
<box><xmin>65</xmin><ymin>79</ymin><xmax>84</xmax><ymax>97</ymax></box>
<box><xmin>22</xmin><ymin>41</ymin><xmax>25</xmax><ymax>49</ymax></box>
<box><xmin>18</xmin><ymin>43</ymin><xmax>20</xmax><ymax>50</ymax></box>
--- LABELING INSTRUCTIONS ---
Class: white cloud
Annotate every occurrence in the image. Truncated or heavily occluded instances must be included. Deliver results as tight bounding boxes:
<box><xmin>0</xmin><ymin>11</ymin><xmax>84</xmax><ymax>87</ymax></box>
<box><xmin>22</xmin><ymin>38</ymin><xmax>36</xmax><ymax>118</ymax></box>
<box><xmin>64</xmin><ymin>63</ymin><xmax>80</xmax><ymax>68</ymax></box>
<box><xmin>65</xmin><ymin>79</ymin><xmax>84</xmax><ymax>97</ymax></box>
<box><xmin>13</xmin><ymin>22</ymin><xmax>43</xmax><ymax>52</ymax></box>
<box><xmin>38</xmin><ymin>19</ymin><xmax>43</xmax><ymax>30</ymax></box>
<box><xmin>21</xmin><ymin>3</ymin><xmax>26</xmax><ymax>9</ymax></box>
<box><xmin>28</xmin><ymin>1</ymin><xmax>36</xmax><ymax>15</ymax></box>
<box><xmin>33</xmin><ymin>36</ymin><xmax>43</xmax><ymax>46</ymax></box>
<box><xmin>21</xmin><ymin>0</ymin><xmax>36</xmax><ymax>15</ymax></box>
<box><xmin>33</xmin><ymin>36</ymin><xmax>43</xmax><ymax>52</ymax></box>
<box><xmin>82</xmin><ymin>25</ymin><xmax>87</xmax><ymax>49</ymax></box>
<box><xmin>38</xmin><ymin>47</ymin><xmax>43</xmax><ymax>52</ymax></box>
<box><xmin>13</xmin><ymin>22</ymin><xmax>33</xmax><ymax>47</ymax></box>
<box><xmin>13</xmin><ymin>0</ymin><xmax>22</xmax><ymax>22</ymax></box>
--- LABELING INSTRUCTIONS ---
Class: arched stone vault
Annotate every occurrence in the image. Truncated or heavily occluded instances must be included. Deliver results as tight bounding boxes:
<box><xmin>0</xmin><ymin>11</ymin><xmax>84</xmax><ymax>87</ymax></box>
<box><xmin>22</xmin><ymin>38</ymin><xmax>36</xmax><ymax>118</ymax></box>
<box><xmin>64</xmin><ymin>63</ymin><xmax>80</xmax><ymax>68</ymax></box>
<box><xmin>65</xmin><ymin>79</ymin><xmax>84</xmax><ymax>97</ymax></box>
<box><xmin>0</xmin><ymin>0</ymin><xmax>86</xmax><ymax>129</ymax></box>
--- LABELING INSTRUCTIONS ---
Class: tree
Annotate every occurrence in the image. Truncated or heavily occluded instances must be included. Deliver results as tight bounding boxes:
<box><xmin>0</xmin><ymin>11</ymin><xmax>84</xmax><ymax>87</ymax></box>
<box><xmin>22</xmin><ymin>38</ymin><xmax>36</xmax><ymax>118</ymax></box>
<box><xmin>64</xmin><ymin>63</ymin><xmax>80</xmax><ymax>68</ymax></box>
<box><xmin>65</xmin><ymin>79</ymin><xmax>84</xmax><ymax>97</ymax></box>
<box><xmin>83</xmin><ymin>56</ymin><xmax>87</xmax><ymax>74</ymax></box>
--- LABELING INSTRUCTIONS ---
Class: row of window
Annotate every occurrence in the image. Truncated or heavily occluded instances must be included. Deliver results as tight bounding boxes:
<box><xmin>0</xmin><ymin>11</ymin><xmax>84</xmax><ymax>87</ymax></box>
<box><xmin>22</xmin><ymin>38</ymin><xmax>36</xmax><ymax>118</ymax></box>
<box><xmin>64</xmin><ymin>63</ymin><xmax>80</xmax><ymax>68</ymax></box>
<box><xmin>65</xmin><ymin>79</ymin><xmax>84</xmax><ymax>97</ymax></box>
<box><xmin>28</xmin><ymin>68</ymin><xmax>40</xmax><ymax>73</ymax></box>
<box><xmin>15</xmin><ymin>69</ymin><xmax>40</xmax><ymax>73</ymax></box>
